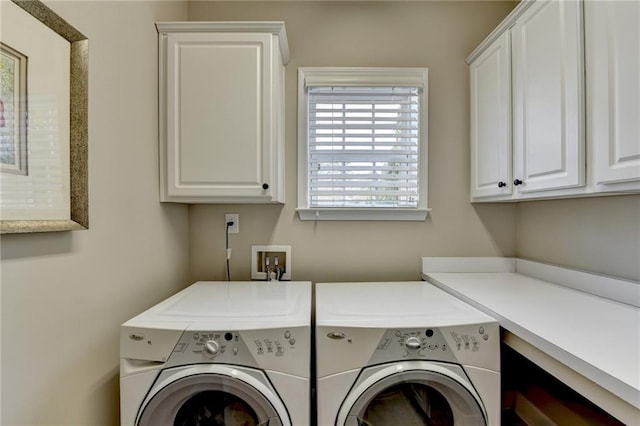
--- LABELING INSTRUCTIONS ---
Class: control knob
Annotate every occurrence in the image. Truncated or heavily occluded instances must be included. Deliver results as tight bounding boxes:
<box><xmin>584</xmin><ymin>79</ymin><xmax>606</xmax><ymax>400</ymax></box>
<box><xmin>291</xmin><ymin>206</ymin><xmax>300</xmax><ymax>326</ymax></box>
<box><xmin>204</xmin><ymin>340</ymin><xmax>220</xmax><ymax>357</ymax></box>
<box><xmin>404</xmin><ymin>336</ymin><xmax>422</xmax><ymax>351</ymax></box>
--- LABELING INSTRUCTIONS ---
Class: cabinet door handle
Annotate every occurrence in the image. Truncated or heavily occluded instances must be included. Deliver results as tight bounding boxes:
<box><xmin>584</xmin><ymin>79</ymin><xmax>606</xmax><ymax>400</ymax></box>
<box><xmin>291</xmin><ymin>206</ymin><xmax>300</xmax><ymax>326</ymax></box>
<box><xmin>262</xmin><ymin>183</ymin><xmax>269</xmax><ymax>190</ymax></box>
<box><xmin>498</xmin><ymin>181</ymin><xmax>506</xmax><ymax>188</ymax></box>
<box><xmin>513</xmin><ymin>179</ymin><xmax>523</xmax><ymax>186</ymax></box>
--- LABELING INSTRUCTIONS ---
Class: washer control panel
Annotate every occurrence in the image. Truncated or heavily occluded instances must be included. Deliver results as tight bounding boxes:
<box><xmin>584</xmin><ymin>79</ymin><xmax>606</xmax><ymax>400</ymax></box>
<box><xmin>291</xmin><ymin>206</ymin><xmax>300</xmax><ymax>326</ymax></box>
<box><xmin>165</xmin><ymin>327</ymin><xmax>308</xmax><ymax>372</ymax></box>
<box><xmin>166</xmin><ymin>331</ymin><xmax>249</xmax><ymax>366</ymax></box>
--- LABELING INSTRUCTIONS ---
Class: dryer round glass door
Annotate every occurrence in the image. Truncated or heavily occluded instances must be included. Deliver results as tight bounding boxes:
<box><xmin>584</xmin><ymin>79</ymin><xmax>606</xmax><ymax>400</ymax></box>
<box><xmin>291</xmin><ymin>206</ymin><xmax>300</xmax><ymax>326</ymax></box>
<box><xmin>137</xmin><ymin>373</ymin><xmax>284</xmax><ymax>426</ymax></box>
<box><xmin>340</xmin><ymin>367</ymin><xmax>486</xmax><ymax>426</ymax></box>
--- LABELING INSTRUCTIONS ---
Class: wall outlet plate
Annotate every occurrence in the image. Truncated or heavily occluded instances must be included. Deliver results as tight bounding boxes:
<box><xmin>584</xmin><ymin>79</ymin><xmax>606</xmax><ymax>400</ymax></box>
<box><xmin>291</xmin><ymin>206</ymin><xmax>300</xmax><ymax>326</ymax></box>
<box><xmin>225</xmin><ymin>213</ymin><xmax>239</xmax><ymax>233</ymax></box>
<box><xmin>251</xmin><ymin>245</ymin><xmax>291</xmax><ymax>281</ymax></box>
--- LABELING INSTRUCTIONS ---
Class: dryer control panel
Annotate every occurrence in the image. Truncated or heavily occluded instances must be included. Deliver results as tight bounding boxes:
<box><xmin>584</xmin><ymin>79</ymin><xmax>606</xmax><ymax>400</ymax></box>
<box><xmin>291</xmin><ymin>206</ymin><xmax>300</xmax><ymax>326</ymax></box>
<box><xmin>367</xmin><ymin>322</ymin><xmax>499</xmax><ymax>370</ymax></box>
<box><xmin>368</xmin><ymin>328</ymin><xmax>457</xmax><ymax>365</ymax></box>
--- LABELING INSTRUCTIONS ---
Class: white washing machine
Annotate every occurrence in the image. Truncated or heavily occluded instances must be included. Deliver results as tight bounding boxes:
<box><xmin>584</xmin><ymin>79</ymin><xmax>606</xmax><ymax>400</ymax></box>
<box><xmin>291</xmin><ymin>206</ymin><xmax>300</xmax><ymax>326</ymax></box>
<box><xmin>316</xmin><ymin>282</ymin><xmax>500</xmax><ymax>426</ymax></box>
<box><xmin>120</xmin><ymin>281</ymin><xmax>311</xmax><ymax>426</ymax></box>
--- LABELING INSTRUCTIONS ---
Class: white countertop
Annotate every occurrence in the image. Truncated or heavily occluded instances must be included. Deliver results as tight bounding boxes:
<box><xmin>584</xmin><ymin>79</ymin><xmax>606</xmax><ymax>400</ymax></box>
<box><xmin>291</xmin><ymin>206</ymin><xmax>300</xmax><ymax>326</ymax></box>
<box><xmin>421</xmin><ymin>258</ymin><xmax>640</xmax><ymax>417</ymax></box>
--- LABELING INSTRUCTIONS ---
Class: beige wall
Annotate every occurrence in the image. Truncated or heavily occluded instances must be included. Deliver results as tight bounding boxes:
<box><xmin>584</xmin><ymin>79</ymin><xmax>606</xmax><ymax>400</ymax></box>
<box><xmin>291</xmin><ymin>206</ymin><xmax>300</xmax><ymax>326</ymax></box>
<box><xmin>517</xmin><ymin>195</ymin><xmax>640</xmax><ymax>282</ymax></box>
<box><xmin>0</xmin><ymin>1</ymin><xmax>189</xmax><ymax>424</ymax></box>
<box><xmin>188</xmin><ymin>1</ymin><xmax>519</xmax><ymax>283</ymax></box>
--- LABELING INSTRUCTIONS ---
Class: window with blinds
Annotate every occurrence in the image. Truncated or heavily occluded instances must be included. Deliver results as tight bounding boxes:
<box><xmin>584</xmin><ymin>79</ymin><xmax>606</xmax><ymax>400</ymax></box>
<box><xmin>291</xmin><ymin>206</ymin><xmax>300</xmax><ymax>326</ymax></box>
<box><xmin>297</xmin><ymin>68</ymin><xmax>429</xmax><ymax>221</ymax></box>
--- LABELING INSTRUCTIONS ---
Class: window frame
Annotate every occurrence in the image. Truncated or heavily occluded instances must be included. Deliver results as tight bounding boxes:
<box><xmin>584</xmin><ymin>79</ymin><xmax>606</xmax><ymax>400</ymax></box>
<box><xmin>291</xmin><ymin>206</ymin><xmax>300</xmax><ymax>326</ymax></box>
<box><xmin>297</xmin><ymin>67</ymin><xmax>430</xmax><ymax>221</ymax></box>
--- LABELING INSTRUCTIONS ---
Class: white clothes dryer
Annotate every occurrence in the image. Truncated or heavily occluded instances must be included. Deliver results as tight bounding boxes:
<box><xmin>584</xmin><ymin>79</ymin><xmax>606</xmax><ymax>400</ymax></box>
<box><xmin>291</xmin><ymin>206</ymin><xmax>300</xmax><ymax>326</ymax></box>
<box><xmin>120</xmin><ymin>281</ymin><xmax>311</xmax><ymax>426</ymax></box>
<box><xmin>316</xmin><ymin>282</ymin><xmax>500</xmax><ymax>426</ymax></box>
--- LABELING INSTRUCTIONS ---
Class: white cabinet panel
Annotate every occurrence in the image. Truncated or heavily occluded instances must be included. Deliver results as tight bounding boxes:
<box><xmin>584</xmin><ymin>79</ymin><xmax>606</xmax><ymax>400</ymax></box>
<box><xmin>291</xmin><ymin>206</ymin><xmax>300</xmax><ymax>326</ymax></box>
<box><xmin>158</xmin><ymin>23</ymin><xmax>288</xmax><ymax>203</ymax></box>
<box><xmin>171</xmin><ymin>33</ymin><xmax>266</xmax><ymax>190</ymax></box>
<box><xmin>470</xmin><ymin>32</ymin><xmax>512</xmax><ymax>198</ymax></box>
<box><xmin>511</xmin><ymin>0</ymin><xmax>585</xmax><ymax>193</ymax></box>
<box><xmin>588</xmin><ymin>1</ymin><xmax>640</xmax><ymax>186</ymax></box>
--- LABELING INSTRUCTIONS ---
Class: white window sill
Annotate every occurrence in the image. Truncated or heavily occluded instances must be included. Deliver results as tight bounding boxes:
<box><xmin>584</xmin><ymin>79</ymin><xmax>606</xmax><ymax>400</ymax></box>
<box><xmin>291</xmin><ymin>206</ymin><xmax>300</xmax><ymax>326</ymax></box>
<box><xmin>296</xmin><ymin>208</ymin><xmax>430</xmax><ymax>221</ymax></box>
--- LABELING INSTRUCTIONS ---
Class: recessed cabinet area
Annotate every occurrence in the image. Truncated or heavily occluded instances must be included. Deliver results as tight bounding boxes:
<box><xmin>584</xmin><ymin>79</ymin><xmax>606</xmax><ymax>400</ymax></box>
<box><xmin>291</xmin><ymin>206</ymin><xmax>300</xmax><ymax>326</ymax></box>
<box><xmin>469</xmin><ymin>0</ymin><xmax>640</xmax><ymax>202</ymax></box>
<box><xmin>157</xmin><ymin>22</ymin><xmax>289</xmax><ymax>203</ymax></box>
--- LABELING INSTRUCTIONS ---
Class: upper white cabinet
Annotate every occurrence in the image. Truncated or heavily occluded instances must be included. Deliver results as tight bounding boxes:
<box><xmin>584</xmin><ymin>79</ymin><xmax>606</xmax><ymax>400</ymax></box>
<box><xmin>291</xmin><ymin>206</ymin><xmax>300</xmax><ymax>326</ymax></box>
<box><xmin>586</xmin><ymin>1</ymin><xmax>640</xmax><ymax>189</ymax></box>
<box><xmin>470</xmin><ymin>32</ymin><xmax>512</xmax><ymax>199</ymax></box>
<box><xmin>511</xmin><ymin>0</ymin><xmax>584</xmax><ymax>194</ymax></box>
<box><xmin>468</xmin><ymin>0</ymin><xmax>639</xmax><ymax>202</ymax></box>
<box><xmin>157</xmin><ymin>22</ymin><xmax>289</xmax><ymax>203</ymax></box>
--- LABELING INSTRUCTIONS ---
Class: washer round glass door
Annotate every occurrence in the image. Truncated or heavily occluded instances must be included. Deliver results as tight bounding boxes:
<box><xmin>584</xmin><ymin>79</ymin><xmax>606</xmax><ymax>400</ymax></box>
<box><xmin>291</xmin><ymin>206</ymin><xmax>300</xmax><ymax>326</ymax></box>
<box><xmin>137</xmin><ymin>367</ymin><xmax>288</xmax><ymax>426</ymax></box>
<box><xmin>339</xmin><ymin>363</ymin><xmax>486</xmax><ymax>426</ymax></box>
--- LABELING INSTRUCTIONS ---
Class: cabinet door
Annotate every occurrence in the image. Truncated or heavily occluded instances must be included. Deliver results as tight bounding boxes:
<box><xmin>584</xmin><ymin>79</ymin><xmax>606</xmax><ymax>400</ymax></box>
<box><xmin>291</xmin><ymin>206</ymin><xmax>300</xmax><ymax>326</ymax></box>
<box><xmin>512</xmin><ymin>0</ymin><xmax>585</xmax><ymax>193</ymax></box>
<box><xmin>588</xmin><ymin>1</ymin><xmax>640</xmax><ymax>185</ymax></box>
<box><xmin>163</xmin><ymin>32</ymin><xmax>275</xmax><ymax>201</ymax></box>
<box><xmin>470</xmin><ymin>32</ymin><xmax>512</xmax><ymax>199</ymax></box>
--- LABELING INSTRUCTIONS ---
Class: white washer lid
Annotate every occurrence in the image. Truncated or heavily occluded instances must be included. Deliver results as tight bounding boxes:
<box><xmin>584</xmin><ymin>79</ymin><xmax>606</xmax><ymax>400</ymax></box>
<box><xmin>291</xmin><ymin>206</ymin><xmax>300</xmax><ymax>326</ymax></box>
<box><xmin>316</xmin><ymin>282</ymin><xmax>496</xmax><ymax>328</ymax></box>
<box><xmin>123</xmin><ymin>281</ymin><xmax>312</xmax><ymax>330</ymax></box>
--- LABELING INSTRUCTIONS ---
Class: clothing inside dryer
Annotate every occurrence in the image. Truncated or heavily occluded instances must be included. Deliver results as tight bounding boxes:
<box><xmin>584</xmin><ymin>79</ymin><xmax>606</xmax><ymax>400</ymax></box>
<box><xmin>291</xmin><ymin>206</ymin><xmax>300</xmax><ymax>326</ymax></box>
<box><xmin>357</xmin><ymin>383</ymin><xmax>454</xmax><ymax>426</ymax></box>
<box><xmin>174</xmin><ymin>390</ymin><xmax>263</xmax><ymax>426</ymax></box>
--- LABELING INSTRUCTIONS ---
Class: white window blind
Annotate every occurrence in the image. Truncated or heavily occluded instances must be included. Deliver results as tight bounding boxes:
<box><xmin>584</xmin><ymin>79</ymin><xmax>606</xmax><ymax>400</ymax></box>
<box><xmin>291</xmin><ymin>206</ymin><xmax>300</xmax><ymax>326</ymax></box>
<box><xmin>307</xmin><ymin>86</ymin><xmax>420</xmax><ymax>208</ymax></box>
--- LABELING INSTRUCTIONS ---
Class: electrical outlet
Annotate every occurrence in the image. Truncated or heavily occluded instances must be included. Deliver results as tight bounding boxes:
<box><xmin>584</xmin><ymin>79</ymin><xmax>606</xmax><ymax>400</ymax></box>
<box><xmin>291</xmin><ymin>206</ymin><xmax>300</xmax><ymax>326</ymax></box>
<box><xmin>225</xmin><ymin>213</ymin><xmax>239</xmax><ymax>233</ymax></box>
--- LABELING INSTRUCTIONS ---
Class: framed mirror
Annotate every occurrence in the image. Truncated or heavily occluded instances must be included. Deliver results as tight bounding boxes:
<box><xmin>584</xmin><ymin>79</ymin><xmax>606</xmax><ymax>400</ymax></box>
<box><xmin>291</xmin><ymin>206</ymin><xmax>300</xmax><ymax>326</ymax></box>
<box><xmin>0</xmin><ymin>0</ymin><xmax>88</xmax><ymax>234</ymax></box>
